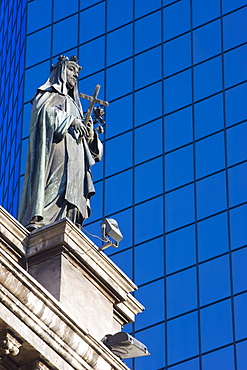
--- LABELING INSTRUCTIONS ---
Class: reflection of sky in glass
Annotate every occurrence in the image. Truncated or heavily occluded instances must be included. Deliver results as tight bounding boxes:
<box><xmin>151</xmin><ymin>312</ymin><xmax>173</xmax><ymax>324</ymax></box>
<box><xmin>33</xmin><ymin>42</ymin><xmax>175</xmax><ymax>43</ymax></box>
<box><xmin>1</xmin><ymin>0</ymin><xmax>247</xmax><ymax>368</ymax></box>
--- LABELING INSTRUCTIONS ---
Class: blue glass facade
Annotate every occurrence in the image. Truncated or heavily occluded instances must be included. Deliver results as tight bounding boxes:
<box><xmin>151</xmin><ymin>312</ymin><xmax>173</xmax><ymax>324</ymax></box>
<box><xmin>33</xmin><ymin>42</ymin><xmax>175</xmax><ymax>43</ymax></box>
<box><xmin>0</xmin><ymin>0</ymin><xmax>26</xmax><ymax>215</ymax></box>
<box><xmin>1</xmin><ymin>1</ymin><xmax>247</xmax><ymax>369</ymax></box>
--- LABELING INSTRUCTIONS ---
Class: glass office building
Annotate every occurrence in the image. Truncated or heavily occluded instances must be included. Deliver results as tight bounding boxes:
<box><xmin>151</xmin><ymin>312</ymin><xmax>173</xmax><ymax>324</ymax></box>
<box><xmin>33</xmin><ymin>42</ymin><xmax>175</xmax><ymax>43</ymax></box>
<box><xmin>0</xmin><ymin>0</ymin><xmax>26</xmax><ymax>216</ymax></box>
<box><xmin>1</xmin><ymin>0</ymin><xmax>247</xmax><ymax>369</ymax></box>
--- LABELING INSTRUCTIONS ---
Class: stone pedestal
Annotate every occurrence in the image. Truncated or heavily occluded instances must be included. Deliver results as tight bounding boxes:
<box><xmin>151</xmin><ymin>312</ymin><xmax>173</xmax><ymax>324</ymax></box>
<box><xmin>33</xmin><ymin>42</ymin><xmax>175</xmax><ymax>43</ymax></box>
<box><xmin>0</xmin><ymin>206</ymin><xmax>144</xmax><ymax>370</ymax></box>
<box><xmin>26</xmin><ymin>218</ymin><xmax>143</xmax><ymax>340</ymax></box>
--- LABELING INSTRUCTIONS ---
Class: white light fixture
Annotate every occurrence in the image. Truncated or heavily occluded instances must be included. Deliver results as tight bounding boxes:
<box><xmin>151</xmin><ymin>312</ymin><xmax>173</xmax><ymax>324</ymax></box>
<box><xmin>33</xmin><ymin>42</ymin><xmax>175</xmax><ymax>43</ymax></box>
<box><xmin>99</xmin><ymin>218</ymin><xmax>123</xmax><ymax>251</ymax></box>
<box><xmin>102</xmin><ymin>332</ymin><xmax>150</xmax><ymax>359</ymax></box>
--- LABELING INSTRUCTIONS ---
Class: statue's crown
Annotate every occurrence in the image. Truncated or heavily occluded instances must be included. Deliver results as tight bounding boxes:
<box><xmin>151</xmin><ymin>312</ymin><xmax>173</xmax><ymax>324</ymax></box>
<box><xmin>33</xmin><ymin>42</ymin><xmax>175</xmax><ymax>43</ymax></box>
<box><xmin>51</xmin><ymin>55</ymin><xmax>82</xmax><ymax>71</ymax></box>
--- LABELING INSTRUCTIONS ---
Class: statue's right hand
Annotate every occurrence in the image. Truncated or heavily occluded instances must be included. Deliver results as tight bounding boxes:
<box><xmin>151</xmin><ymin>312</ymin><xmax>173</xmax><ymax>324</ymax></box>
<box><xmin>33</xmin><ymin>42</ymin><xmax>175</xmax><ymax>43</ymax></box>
<box><xmin>72</xmin><ymin>118</ymin><xmax>87</xmax><ymax>137</ymax></box>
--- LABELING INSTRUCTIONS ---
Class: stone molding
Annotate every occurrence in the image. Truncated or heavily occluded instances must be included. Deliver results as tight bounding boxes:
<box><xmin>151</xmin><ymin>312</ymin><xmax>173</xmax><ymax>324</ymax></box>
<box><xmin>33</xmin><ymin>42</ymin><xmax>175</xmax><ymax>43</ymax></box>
<box><xmin>19</xmin><ymin>359</ymin><xmax>51</xmax><ymax>370</ymax></box>
<box><xmin>0</xmin><ymin>207</ymin><xmax>27</xmax><ymax>262</ymax></box>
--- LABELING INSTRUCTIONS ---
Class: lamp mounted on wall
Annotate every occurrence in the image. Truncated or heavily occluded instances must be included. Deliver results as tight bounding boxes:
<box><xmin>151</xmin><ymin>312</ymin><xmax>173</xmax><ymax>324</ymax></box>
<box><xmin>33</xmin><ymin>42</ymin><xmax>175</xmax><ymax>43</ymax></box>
<box><xmin>102</xmin><ymin>332</ymin><xmax>150</xmax><ymax>359</ymax></box>
<box><xmin>99</xmin><ymin>218</ymin><xmax>123</xmax><ymax>251</ymax></box>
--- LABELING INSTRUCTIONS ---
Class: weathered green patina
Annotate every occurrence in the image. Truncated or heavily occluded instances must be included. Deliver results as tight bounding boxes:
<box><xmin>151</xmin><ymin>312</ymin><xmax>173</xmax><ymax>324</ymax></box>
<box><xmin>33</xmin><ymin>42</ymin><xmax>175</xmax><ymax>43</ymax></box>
<box><xmin>18</xmin><ymin>56</ymin><xmax>103</xmax><ymax>230</ymax></box>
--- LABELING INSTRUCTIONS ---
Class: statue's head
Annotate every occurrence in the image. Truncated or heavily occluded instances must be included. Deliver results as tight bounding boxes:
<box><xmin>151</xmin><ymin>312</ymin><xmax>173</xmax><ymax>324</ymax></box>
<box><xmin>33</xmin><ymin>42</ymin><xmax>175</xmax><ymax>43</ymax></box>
<box><xmin>66</xmin><ymin>60</ymin><xmax>81</xmax><ymax>91</ymax></box>
<box><xmin>47</xmin><ymin>55</ymin><xmax>82</xmax><ymax>96</ymax></box>
<box><xmin>52</xmin><ymin>55</ymin><xmax>82</xmax><ymax>90</ymax></box>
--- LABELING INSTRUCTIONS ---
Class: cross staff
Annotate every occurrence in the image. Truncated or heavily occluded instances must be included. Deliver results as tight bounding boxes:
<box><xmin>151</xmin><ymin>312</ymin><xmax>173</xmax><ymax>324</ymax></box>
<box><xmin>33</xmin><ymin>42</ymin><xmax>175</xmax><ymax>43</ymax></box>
<box><xmin>78</xmin><ymin>84</ymin><xmax>109</xmax><ymax>144</ymax></box>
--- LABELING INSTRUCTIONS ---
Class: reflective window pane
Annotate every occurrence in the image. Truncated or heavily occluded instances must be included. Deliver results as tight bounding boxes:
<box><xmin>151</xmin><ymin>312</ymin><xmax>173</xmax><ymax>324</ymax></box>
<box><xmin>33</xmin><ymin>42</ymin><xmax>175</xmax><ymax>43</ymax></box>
<box><xmin>26</xmin><ymin>28</ymin><xmax>51</xmax><ymax>67</ymax></box>
<box><xmin>225</xmin><ymin>83</ymin><xmax>247</xmax><ymax>126</ymax></box>
<box><xmin>80</xmin><ymin>3</ymin><xmax>105</xmax><ymax>43</ymax></box>
<box><xmin>171</xmin><ymin>358</ymin><xmax>199</xmax><ymax>370</ymax></box>
<box><xmin>196</xmin><ymin>172</ymin><xmax>227</xmax><ymax>220</ymax></box>
<box><xmin>107</xmin><ymin>0</ymin><xmax>133</xmax><ymax>31</ymax></box>
<box><xmin>134</xmin><ymin>324</ymin><xmax>165</xmax><ymax>370</ymax></box>
<box><xmin>230</xmin><ymin>204</ymin><xmax>247</xmax><ymax>250</ymax></box>
<box><xmin>200</xmin><ymin>300</ymin><xmax>233</xmax><ymax>352</ymax></box>
<box><xmin>236</xmin><ymin>340</ymin><xmax>247</xmax><ymax>370</ymax></box>
<box><xmin>223</xmin><ymin>0</ymin><xmax>247</xmax><ymax>13</ymax></box>
<box><xmin>202</xmin><ymin>346</ymin><xmax>235</xmax><ymax>370</ymax></box>
<box><xmin>134</xmin><ymin>237</ymin><xmax>164</xmax><ymax>286</ymax></box>
<box><xmin>164</xmin><ymin>0</ymin><xmax>191</xmax><ymax>41</ymax></box>
<box><xmin>53</xmin><ymin>15</ymin><xmax>78</xmax><ymax>55</ymax></box>
<box><xmin>27</xmin><ymin>0</ymin><xmax>52</xmax><ymax>33</ymax></box>
<box><xmin>166</xmin><ymin>225</ymin><xmax>196</xmax><ymax>274</ymax></box>
<box><xmin>224</xmin><ymin>44</ymin><xmax>247</xmax><ymax>89</ymax></box>
<box><xmin>107</xmin><ymin>25</ymin><xmax>133</xmax><ymax>66</ymax></box>
<box><xmin>106</xmin><ymin>94</ymin><xmax>133</xmax><ymax>139</ymax></box>
<box><xmin>193</xmin><ymin>20</ymin><xmax>221</xmax><ymax>64</ymax></box>
<box><xmin>234</xmin><ymin>293</ymin><xmax>247</xmax><ymax>341</ymax></box>
<box><xmin>227</xmin><ymin>122</ymin><xmax>247</xmax><ymax>166</ymax></box>
<box><xmin>194</xmin><ymin>57</ymin><xmax>222</xmax><ymax>101</ymax></box>
<box><xmin>105</xmin><ymin>132</ymin><xmax>132</xmax><ymax>176</ymax></box>
<box><xmin>165</xmin><ymin>107</ymin><xmax>193</xmax><ymax>152</ymax></box>
<box><xmin>134</xmin><ymin>157</ymin><xmax>163</xmax><ymax>203</ymax></box>
<box><xmin>54</xmin><ymin>0</ymin><xmax>78</xmax><ymax>21</ymax></box>
<box><xmin>164</xmin><ymin>33</ymin><xmax>191</xmax><ymax>77</ymax></box>
<box><xmin>106</xmin><ymin>59</ymin><xmax>133</xmax><ymax>100</ymax></box>
<box><xmin>135</xmin><ymin>279</ymin><xmax>165</xmax><ymax>330</ymax></box>
<box><xmin>165</xmin><ymin>145</ymin><xmax>194</xmax><ymax>191</ymax></box>
<box><xmin>192</xmin><ymin>0</ymin><xmax>220</xmax><ymax>27</ymax></box>
<box><xmin>105</xmin><ymin>170</ymin><xmax>133</xmax><ymax>215</ymax></box>
<box><xmin>135</xmin><ymin>12</ymin><xmax>161</xmax><ymax>53</ymax></box>
<box><xmin>168</xmin><ymin>312</ymin><xmax>199</xmax><ymax>365</ymax></box>
<box><xmin>167</xmin><ymin>267</ymin><xmax>197</xmax><ymax>318</ymax></box>
<box><xmin>232</xmin><ymin>247</ymin><xmax>247</xmax><ymax>294</ymax></box>
<box><xmin>135</xmin><ymin>0</ymin><xmax>161</xmax><ymax>18</ymax></box>
<box><xmin>135</xmin><ymin>46</ymin><xmax>162</xmax><ymax>89</ymax></box>
<box><xmin>24</xmin><ymin>61</ymin><xmax>50</xmax><ymax>102</ymax></box>
<box><xmin>195</xmin><ymin>132</ymin><xmax>225</xmax><ymax>179</ymax></box>
<box><xmin>79</xmin><ymin>71</ymin><xmax>105</xmax><ymax>101</ymax></box>
<box><xmin>80</xmin><ymin>0</ymin><xmax>102</xmax><ymax>10</ymax></box>
<box><xmin>199</xmin><ymin>255</ymin><xmax>231</xmax><ymax>306</ymax></box>
<box><xmin>79</xmin><ymin>36</ymin><xmax>105</xmax><ymax>76</ymax></box>
<box><xmin>223</xmin><ymin>7</ymin><xmax>247</xmax><ymax>51</ymax></box>
<box><xmin>228</xmin><ymin>162</ymin><xmax>247</xmax><ymax>207</ymax></box>
<box><xmin>110</xmin><ymin>249</ymin><xmax>133</xmax><ymax>280</ymax></box>
<box><xmin>194</xmin><ymin>93</ymin><xmax>224</xmax><ymax>139</ymax></box>
<box><xmin>198</xmin><ymin>212</ymin><xmax>229</xmax><ymax>262</ymax></box>
<box><xmin>166</xmin><ymin>184</ymin><xmax>195</xmax><ymax>232</ymax></box>
<box><xmin>164</xmin><ymin>69</ymin><xmax>192</xmax><ymax>114</ymax></box>
<box><xmin>135</xmin><ymin>82</ymin><xmax>163</xmax><ymax>126</ymax></box>
<box><xmin>134</xmin><ymin>119</ymin><xmax>162</xmax><ymax>164</ymax></box>
<box><xmin>134</xmin><ymin>196</ymin><xmax>163</xmax><ymax>244</ymax></box>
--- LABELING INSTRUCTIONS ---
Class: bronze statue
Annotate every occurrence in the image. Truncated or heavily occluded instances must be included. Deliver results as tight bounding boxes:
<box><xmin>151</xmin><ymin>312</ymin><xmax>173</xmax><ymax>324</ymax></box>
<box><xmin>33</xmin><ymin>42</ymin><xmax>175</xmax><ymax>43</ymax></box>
<box><xmin>18</xmin><ymin>56</ymin><xmax>104</xmax><ymax>231</ymax></box>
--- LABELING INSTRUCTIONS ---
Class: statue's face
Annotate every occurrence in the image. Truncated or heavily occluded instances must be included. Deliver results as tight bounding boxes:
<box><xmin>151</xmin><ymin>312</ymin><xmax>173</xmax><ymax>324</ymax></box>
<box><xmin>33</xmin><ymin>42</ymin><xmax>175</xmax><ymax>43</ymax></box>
<box><xmin>66</xmin><ymin>61</ymin><xmax>80</xmax><ymax>90</ymax></box>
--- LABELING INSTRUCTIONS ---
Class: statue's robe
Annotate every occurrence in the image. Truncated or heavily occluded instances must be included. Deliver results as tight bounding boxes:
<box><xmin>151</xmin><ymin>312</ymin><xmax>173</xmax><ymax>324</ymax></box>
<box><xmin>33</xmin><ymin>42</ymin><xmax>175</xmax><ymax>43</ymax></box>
<box><xmin>18</xmin><ymin>89</ymin><xmax>103</xmax><ymax>228</ymax></box>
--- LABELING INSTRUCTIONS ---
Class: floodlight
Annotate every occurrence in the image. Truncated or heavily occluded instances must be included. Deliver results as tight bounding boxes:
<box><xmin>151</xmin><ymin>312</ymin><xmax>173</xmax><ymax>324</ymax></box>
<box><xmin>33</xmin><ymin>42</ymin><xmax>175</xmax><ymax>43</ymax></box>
<box><xmin>102</xmin><ymin>332</ymin><xmax>150</xmax><ymax>359</ymax></box>
<box><xmin>99</xmin><ymin>218</ymin><xmax>123</xmax><ymax>250</ymax></box>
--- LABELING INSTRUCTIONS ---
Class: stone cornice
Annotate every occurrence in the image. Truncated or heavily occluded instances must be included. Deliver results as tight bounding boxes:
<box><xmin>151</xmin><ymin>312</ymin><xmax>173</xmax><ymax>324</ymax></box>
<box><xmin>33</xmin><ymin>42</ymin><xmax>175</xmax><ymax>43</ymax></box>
<box><xmin>0</xmin><ymin>206</ymin><xmax>27</xmax><ymax>260</ymax></box>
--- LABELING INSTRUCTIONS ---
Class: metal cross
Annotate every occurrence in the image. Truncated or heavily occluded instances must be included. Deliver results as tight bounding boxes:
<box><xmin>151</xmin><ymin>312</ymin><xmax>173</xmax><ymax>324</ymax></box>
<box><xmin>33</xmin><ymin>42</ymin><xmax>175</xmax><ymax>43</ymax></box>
<box><xmin>78</xmin><ymin>84</ymin><xmax>109</xmax><ymax>143</ymax></box>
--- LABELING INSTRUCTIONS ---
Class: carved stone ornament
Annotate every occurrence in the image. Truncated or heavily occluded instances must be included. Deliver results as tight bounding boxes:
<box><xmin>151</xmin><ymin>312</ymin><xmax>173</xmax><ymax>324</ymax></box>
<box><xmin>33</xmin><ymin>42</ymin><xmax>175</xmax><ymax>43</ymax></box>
<box><xmin>0</xmin><ymin>331</ymin><xmax>22</xmax><ymax>358</ymax></box>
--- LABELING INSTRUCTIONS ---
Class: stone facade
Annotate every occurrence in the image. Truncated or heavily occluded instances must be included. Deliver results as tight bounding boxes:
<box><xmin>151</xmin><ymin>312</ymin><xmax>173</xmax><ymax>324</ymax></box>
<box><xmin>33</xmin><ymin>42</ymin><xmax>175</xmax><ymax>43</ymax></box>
<box><xmin>0</xmin><ymin>206</ymin><xmax>144</xmax><ymax>370</ymax></box>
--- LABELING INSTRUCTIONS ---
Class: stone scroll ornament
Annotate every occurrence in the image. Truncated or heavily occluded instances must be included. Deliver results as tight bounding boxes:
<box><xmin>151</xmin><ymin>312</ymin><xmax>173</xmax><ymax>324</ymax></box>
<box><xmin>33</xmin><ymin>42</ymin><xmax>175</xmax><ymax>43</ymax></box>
<box><xmin>0</xmin><ymin>331</ymin><xmax>22</xmax><ymax>358</ymax></box>
<box><xmin>18</xmin><ymin>56</ymin><xmax>108</xmax><ymax>231</ymax></box>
